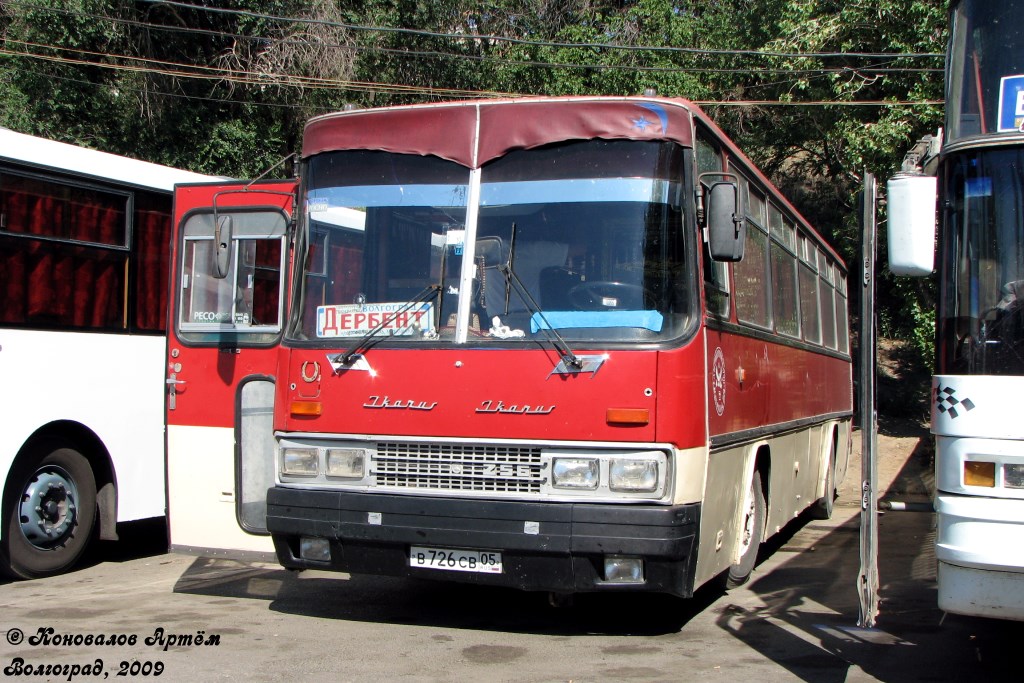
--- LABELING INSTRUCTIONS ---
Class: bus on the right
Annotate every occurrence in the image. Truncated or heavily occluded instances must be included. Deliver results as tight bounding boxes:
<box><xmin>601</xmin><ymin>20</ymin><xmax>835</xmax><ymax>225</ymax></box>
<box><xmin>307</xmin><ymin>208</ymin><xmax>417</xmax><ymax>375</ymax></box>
<box><xmin>888</xmin><ymin>0</ymin><xmax>1024</xmax><ymax>621</ymax></box>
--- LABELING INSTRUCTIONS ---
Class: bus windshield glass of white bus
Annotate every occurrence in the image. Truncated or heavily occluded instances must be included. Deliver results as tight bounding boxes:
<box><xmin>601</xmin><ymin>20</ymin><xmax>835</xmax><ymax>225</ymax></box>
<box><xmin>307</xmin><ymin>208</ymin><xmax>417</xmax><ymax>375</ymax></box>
<box><xmin>297</xmin><ymin>139</ymin><xmax>695</xmax><ymax>345</ymax></box>
<box><xmin>939</xmin><ymin>147</ymin><xmax>1024</xmax><ymax>375</ymax></box>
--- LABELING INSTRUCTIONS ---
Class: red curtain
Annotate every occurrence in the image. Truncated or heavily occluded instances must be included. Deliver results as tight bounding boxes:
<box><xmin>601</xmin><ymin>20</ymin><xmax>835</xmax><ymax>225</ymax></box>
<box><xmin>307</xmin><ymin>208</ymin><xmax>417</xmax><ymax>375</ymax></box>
<box><xmin>301</xmin><ymin>239</ymin><xmax>365</xmax><ymax>334</ymax></box>
<box><xmin>1</xmin><ymin>189</ymin><xmax>29</xmax><ymax>323</ymax></box>
<box><xmin>1</xmin><ymin>181</ymin><xmax>127</xmax><ymax>330</ymax></box>
<box><xmin>133</xmin><ymin>205</ymin><xmax>171</xmax><ymax>332</ymax></box>
<box><xmin>252</xmin><ymin>240</ymin><xmax>282</xmax><ymax>325</ymax></box>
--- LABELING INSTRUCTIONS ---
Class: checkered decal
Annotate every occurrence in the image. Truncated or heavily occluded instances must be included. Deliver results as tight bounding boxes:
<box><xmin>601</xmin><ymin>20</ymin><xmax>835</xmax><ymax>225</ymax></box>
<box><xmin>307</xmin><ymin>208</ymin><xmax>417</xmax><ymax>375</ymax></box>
<box><xmin>935</xmin><ymin>386</ymin><xmax>976</xmax><ymax>419</ymax></box>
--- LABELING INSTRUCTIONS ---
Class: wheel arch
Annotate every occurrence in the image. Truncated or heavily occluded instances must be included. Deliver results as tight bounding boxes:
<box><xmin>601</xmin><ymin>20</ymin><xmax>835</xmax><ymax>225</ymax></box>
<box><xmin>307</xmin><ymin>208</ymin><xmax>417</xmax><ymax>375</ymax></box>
<box><xmin>752</xmin><ymin>443</ymin><xmax>771</xmax><ymax>538</ymax></box>
<box><xmin>817</xmin><ymin>422</ymin><xmax>840</xmax><ymax>500</ymax></box>
<box><xmin>5</xmin><ymin>421</ymin><xmax>117</xmax><ymax>542</ymax></box>
<box><xmin>738</xmin><ymin>441</ymin><xmax>771</xmax><ymax>550</ymax></box>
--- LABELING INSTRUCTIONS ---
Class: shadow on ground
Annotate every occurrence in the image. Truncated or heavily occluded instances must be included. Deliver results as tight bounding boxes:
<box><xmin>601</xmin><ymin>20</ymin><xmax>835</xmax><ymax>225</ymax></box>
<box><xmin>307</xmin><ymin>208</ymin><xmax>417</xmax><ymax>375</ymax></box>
<box><xmin>168</xmin><ymin>422</ymin><xmax>1018</xmax><ymax>680</ymax></box>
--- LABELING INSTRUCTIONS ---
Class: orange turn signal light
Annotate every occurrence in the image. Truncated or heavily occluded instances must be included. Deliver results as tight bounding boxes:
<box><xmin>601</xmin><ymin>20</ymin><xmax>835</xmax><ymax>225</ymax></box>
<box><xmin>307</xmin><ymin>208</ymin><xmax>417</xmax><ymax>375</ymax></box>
<box><xmin>606</xmin><ymin>408</ymin><xmax>650</xmax><ymax>425</ymax></box>
<box><xmin>964</xmin><ymin>461</ymin><xmax>995</xmax><ymax>487</ymax></box>
<box><xmin>290</xmin><ymin>400</ymin><xmax>323</xmax><ymax>417</ymax></box>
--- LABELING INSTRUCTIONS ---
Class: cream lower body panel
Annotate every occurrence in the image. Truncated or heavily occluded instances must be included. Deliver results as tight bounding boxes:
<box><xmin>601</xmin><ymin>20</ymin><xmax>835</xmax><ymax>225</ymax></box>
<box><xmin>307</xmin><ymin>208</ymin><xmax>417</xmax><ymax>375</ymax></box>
<box><xmin>694</xmin><ymin>442</ymin><xmax>748</xmax><ymax>588</ymax></box>
<box><xmin>694</xmin><ymin>419</ymin><xmax>850</xmax><ymax>589</ymax></box>
<box><xmin>167</xmin><ymin>425</ymin><xmax>274</xmax><ymax>558</ymax></box>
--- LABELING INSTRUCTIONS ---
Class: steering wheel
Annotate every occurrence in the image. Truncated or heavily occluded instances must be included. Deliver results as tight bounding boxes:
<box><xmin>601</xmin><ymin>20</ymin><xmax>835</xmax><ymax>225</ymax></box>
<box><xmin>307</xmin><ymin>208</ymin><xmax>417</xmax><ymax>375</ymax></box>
<box><xmin>568</xmin><ymin>281</ymin><xmax>651</xmax><ymax>310</ymax></box>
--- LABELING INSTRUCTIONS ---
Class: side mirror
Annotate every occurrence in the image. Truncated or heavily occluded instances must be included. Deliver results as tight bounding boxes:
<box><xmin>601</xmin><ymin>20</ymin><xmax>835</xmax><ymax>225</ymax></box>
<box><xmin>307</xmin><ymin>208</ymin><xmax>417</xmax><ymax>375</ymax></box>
<box><xmin>706</xmin><ymin>179</ymin><xmax>745</xmax><ymax>262</ymax></box>
<box><xmin>886</xmin><ymin>173</ymin><xmax>936</xmax><ymax>276</ymax></box>
<box><xmin>475</xmin><ymin>236</ymin><xmax>504</xmax><ymax>267</ymax></box>
<box><xmin>213</xmin><ymin>214</ymin><xmax>233</xmax><ymax>279</ymax></box>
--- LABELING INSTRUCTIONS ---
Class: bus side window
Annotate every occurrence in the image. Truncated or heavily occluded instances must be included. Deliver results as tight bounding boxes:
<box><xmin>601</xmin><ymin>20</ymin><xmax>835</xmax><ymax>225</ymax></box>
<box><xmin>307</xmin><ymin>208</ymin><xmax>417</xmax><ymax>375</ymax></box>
<box><xmin>733</xmin><ymin>172</ymin><xmax>772</xmax><ymax>329</ymax></box>
<box><xmin>704</xmin><ymin>255</ymin><xmax>730</xmax><ymax>319</ymax></box>
<box><xmin>696</xmin><ymin>133</ymin><xmax>730</xmax><ymax>318</ymax></box>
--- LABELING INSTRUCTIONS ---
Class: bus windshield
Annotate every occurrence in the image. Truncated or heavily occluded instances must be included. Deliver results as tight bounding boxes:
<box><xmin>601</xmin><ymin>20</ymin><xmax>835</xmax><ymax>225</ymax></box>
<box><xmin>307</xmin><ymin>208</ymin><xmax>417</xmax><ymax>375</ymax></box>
<box><xmin>947</xmin><ymin>0</ymin><xmax>1024</xmax><ymax>140</ymax></box>
<box><xmin>939</xmin><ymin>147</ymin><xmax>1024</xmax><ymax>375</ymax></box>
<box><xmin>294</xmin><ymin>139</ymin><xmax>695</xmax><ymax>345</ymax></box>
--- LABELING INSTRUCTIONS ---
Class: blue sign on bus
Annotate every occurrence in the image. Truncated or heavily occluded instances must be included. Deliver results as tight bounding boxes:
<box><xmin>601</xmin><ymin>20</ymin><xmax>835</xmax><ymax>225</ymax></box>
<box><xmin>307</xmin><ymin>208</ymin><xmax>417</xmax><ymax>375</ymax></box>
<box><xmin>998</xmin><ymin>75</ymin><xmax>1024</xmax><ymax>131</ymax></box>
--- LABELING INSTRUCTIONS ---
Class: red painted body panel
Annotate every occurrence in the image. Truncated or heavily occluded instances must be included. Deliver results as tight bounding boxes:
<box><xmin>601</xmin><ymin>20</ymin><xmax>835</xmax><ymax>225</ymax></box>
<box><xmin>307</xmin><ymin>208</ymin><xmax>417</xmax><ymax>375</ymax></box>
<box><xmin>166</xmin><ymin>181</ymin><xmax>296</xmax><ymax>430</ymax></box>
<box><xmin>279</xmin><ymin>334</ymin><xmax>709</xmax><ymax>448</ymax></box>
<box><xmin>279</xmin><ymin>327</ymin><xmax>853</xmax><ymax>448</ymax></box>
<box><xmin>653</xmin><ymin>339</ymin><xmax>710</xmax><ymax>449</ymax></box>
<box><xmin>279</xmin><ymin>344</ymin><xmax>709</xmax><ymax>446</ymax></box>
<box><xmin>169</xmin><ymin>347</ymin><xmax>283</xmax><ymax>428</ymax></box>
<box><xmin>705</xmin><ymin>326</ymin><xmax>853</xmax><ymax>438</ymax></box>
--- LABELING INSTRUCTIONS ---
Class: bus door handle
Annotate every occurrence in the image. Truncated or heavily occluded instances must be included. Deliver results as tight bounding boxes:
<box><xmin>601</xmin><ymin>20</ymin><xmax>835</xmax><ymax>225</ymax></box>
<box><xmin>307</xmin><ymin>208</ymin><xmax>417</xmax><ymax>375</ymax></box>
<box><xmin>166</xmin><ymin>374</ymin><xmax>186</xmax><ymax>410</ymax></box>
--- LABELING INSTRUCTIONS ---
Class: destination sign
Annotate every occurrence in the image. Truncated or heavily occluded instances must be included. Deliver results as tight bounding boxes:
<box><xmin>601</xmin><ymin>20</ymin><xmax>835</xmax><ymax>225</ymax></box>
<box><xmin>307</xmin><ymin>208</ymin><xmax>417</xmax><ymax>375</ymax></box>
<box><xmin>316</xmin><ymin>301</ymin><xmax>434</xmax><ymax>338</ymax></box>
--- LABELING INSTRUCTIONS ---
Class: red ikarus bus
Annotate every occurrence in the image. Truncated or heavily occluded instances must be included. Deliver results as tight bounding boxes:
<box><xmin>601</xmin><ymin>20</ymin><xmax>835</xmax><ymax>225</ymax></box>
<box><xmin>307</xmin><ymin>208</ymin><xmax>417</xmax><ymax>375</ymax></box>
<box><xmin>167</xmin><ymin>96</ymin><xmax>852</xmax><ymax>598</ymax></box>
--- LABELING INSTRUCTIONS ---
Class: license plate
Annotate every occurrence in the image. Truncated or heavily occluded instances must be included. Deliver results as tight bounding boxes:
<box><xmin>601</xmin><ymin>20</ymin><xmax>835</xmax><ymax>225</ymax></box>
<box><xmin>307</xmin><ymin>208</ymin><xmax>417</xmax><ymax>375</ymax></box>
<box><xmin>409</xmin><ymin>546</ymin><xmax>503</xmax><ymax>574</ymax></box>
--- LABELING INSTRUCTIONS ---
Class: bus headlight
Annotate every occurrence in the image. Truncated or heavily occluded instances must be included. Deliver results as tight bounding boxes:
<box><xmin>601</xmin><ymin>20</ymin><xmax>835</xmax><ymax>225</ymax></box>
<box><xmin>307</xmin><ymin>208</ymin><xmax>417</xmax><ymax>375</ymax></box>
<box><xmin>281</xmin><ymin>448</ymin><xmax>319</xmax><ymax>476</ymax></box>
<box><xmin>326</xmin><ymin>448</ymin><xmax>366</xmax><ymax>479</ymax></box>
<box><xmin>609</xmin><ymin>458</ymin><xmax>659</xmax><ymax>492</ymax></box>
<box><xmin>552</xmin><ymin>458</ymin><xmax>599</xmax><ymax>489</ymax></box>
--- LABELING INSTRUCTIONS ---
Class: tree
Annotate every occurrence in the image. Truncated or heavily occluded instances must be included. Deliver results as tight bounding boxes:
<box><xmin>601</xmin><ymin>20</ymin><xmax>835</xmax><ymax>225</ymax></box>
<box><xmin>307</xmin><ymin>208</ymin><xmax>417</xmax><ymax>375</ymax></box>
<box><xmin>0</xmin><ymin>0</ymin><xmax>947</xmax><ymax>368</ymax></box>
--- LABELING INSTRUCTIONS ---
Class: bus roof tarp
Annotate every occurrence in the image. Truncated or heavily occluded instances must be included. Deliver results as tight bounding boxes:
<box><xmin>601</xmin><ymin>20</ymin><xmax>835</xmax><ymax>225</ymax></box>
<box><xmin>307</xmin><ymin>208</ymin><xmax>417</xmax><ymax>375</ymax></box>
<box><xmin>302</xmin><ymin>97</ymin><xmax>695</xmax><ymax>169</ymax></box>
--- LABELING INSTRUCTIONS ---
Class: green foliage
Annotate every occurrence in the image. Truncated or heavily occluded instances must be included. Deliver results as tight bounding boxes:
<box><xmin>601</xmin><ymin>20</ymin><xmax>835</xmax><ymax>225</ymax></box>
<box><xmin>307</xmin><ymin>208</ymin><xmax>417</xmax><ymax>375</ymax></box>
<box><xmin>0</xmin><ymin>0</ymin><xmax>947</xmax><ymax>366</ymax></box>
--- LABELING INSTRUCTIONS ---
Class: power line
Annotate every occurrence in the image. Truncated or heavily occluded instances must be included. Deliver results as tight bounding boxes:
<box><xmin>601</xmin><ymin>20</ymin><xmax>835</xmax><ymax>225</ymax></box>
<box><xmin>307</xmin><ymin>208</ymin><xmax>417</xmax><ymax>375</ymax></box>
<box><xmin>4</xmin><ymin>62</ymin><xmax>945</xmax><ymax>115</ymax></box>
<box><xmin>0</xmin><ymin>41</ymin><xmax>515</xmax><ymax>99</ymax></box>
<box><xmin>0</xmin><ymin>0</ymin><xmax>945</xmax><ymax>111</ymax></box>
<box><xmin>136</xmin><ymin>0</ymin><xmax>944</xmax><ymax>61</ymax></box>
<box><xmin>1</xmin><ymin>40</ymin><xmax>944</xmax><ymax>107</ymax></box>
<box><xmin>695</xmin><ymin>100</ymin><xmax>944</xmax><ymax>107</ymax></box>
<box><xmin>8</xmin><ymin>64</ymin><xmax>331</xmax><ymax>111</ymax></box>
<box><xmin>1</xmin><ymin>1</ymin><xmax>943</xmax><ymax>77</ymax></box>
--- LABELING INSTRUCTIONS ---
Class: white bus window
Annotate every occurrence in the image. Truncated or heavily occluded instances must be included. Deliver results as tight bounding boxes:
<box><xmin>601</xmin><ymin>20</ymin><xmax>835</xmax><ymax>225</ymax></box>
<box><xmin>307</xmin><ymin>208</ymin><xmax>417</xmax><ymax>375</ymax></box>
<box><xmin>0</xmin><ymin>171</ymin><xmax>128</xmax><ymax>246</ymax></box>
<box><xmin>0</xmin><ymin>171</ymin><xmax>133</xmax><ymax>330</ymax></box>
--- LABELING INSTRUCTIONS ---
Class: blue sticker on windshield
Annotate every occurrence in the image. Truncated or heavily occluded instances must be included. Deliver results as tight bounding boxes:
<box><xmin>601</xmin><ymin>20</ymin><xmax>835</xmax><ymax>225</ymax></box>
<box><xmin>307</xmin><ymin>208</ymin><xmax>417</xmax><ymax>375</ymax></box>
<box><xmin>998</xmin><ymin>75</ymin><xmax>1024</xmax><ymax>132</ymax></box>
<box><xmin>965</xmin><ymin>177</ymin><xmax>993</xmax><ymax>198</ymax></box>
<box><xmin>531</xmin><ymin>311</ymin><xmax>664</xmax><ymax>333</ymax></box>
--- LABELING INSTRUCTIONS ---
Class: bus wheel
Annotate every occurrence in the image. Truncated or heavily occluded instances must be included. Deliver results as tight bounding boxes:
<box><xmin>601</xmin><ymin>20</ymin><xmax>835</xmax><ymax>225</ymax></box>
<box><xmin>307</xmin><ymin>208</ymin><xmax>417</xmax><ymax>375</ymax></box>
<box><xmin>726</xmin><ymin>470</ymin><xmax>765</xmax><ymax>589</ymax></box>
<box><xmin>810</xmin><ymin>439</ymin><xmax>837</xmax><ymax>520</ymax></box>
<box><xmin>1</xmin><ymin>440</ymin><xmax>97</xmax><ymax>579</ymax></box>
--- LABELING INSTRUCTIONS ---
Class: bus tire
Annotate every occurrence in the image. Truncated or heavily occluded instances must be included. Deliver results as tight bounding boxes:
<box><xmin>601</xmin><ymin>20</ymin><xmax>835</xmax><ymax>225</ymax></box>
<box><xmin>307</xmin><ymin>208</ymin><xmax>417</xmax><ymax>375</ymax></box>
<box><xmin>1</xmin><ymin>440</ymin><xmax>97</xmax><ymax>579</ymax></box>
<box><xmin>810</xmin><ymin>439</ymin><xmax>837</xmax><ymax>520</ymax></box>
<box><xmin>726</xmin><ymin>470</ymin><xmax>765</xmax><ymax>589</ymax></box>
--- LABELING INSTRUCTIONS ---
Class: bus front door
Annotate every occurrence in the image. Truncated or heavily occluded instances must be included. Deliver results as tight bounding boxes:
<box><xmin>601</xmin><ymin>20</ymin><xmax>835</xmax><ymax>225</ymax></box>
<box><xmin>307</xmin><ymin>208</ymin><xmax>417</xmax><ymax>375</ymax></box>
<box><xmin>165</xmin><ymin>181</ymin><xmax>296</xmax><ymax>559</ymax></box>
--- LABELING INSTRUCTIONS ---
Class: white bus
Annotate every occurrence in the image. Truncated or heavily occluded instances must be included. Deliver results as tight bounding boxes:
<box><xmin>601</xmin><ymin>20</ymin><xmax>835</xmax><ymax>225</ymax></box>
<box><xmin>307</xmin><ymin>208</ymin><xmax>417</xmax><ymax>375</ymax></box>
<box><xmin>0</xmin><ymin>128</ymin><xmax>216</xmax><ymax>578</ymax></box>
<box><xmin>888</xmin><ymin>0</ymin><xmax>1024</xmax><ymax>620</ymax></box>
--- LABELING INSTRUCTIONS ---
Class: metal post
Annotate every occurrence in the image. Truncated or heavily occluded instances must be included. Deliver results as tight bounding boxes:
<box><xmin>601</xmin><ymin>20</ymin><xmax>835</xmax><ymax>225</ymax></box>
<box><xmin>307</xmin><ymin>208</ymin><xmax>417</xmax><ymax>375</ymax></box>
<box><xmin>857</xmin><ymin>171</ymin><xmax>879</xmax><ymax>628</ymax></box>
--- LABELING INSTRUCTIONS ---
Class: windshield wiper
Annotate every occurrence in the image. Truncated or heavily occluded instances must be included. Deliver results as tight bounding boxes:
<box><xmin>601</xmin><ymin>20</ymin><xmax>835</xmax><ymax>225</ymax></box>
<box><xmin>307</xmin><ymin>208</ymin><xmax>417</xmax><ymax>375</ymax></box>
<box><xmin>331</xmin><ymin>284</ymin><xmax>441</xmax><ymax>366</ymax></box>
<box><xmin>495</xmin><ymin>262</ymin><xmax>583</xmax><ymax>371</ymax></box>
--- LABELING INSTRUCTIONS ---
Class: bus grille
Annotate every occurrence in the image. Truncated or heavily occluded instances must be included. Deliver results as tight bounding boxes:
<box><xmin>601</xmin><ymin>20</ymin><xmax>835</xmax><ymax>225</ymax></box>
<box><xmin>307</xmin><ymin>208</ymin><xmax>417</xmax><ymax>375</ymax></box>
<box><xmin>373</xmin><ymin>442</ymin><xmax>544</xmax><ymax>494</ymax></box>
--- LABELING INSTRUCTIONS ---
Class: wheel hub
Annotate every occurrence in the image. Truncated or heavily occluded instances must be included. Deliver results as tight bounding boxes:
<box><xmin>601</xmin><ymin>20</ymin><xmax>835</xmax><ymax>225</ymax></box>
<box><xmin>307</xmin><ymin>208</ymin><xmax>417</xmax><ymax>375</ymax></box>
<box><xmin>19</xmin><ymin>469</ymin><xmax>78</xmax><ymax>548</ymax></box>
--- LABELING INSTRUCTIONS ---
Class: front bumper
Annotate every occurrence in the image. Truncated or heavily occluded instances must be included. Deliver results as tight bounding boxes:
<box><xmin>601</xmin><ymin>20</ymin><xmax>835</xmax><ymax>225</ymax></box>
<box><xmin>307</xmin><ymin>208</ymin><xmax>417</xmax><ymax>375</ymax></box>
<box><xmin>266</xmin><ymin>487</ymin><xmax>700</xmax><ymax>597</ymax></box>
